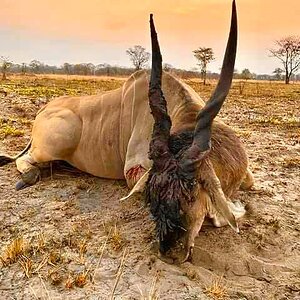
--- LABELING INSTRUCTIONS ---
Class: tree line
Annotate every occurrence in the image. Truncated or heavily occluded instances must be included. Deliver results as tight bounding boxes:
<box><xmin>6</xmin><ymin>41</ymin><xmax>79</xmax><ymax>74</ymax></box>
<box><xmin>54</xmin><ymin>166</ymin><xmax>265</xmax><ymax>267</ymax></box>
<box><xmin>193</xmin><ymin>36</ymin><xmax>300</xmax><ymax>84</ymax></box>
<box><xmin>0</xmin><ymin>59</ymin><xmax>136</xmax><ymax>79</ymax></box>
<box><xmin>1</xmin><ymin>36</ymin><xmax>300</xmax><ymax>83</ymax></box>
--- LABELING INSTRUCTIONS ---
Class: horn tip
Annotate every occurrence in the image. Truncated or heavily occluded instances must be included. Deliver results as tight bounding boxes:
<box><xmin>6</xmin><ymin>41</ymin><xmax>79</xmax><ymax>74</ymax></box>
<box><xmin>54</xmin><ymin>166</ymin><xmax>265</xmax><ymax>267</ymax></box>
<box><xmin>150</xmin><ymin>13</ymin><xmax>153</xmax><ymax>21</ymax></box>
<box><xmin>232</xmin><ymin>0</ymin><xmax>237</xmax><ymax>10</ymax></box>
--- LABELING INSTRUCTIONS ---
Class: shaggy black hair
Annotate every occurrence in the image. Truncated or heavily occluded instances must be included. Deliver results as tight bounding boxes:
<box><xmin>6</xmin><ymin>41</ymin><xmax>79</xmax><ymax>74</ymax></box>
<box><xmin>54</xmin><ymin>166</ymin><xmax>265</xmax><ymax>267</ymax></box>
<box><xmin>169</xmin><ymin>131</ymin><xmax>194</xmax><ymax>155</ymax></box>
<box><xmin>145</xmin><ymin>130</ymin><xmax>198</xmax><ymax>254</ymax></box>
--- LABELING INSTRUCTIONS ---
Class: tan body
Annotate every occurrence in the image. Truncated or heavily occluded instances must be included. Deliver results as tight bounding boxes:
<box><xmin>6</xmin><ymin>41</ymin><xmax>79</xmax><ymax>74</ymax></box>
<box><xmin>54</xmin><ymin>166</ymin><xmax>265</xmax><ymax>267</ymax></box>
<box><xmin>15</xmin><ymin>71</ymin><xmax>252</xmax><ymax>190</ymax></box>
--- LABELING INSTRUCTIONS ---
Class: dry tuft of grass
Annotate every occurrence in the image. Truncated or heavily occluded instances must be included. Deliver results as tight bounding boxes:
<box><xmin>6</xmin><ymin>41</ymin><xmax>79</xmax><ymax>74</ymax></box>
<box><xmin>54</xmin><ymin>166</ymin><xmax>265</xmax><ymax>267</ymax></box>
<box><xmin>184</xmin><ymin>268</ymin><xmax>200</xmax><ymax>282</ymax></box>
<box><xmin>110</xmin><ymin>248</ymin><xmax>128</xmax><ymax>300</ymax></box>
<box><xmin>74</xmin><ymin>270</ymin><xmax>90</xmax><ymax>288</ymax></box>
<box><xmin>19</xmin><ymin>255</ymin><xmax>33</xmax><ymax>278</ymax></box>
<box><xmin>252</xmin><ymin>115</ymin><xmax>300</xmax><ymax>129</ymax></box>
<box><xmin>204</xmin><ymin>276</ymin><xmax>228</xmax><ymax>300</ymax></box>
<box><xmin>282</xmin><ymin>157</ymin><xmax>300</xmax><ymax>169</ymax></box>
<box><xmin>65</xmin><ymin>273</ymin><xmax>75</xmax><ymax>289</ymax></box>
<box><xmin>266</xmin><ymin>217</ymin><xmax>281</xmax><ymax>233</ymax></box>
<box><xmin>78</xmin><ymin>239</ymin><xmax>88</xmax><ymax>261</ymax></box>
<box><xmin>0</xmin><ymin>237</ymin><xmax>28</xmax><ymax>266</ymax></box>
<box><xmin>48</xmin><ymin>268</ymin><xmax>63</xmax><ymax>286</ymax></box>
<box><xmin>37</xmin><ymin>231</ymin><xmax>47</xmax><ymax>253</ymax></box>
<box><xmin>0</xmin><ymin>123</ymin><xmax>24</xmax><ymax>137</ymax></box>
<box><xmin>64</xmin><ymin>270</ymin><xmax>90</xmax><ymax>289</ymax></box>
<box><xmin>48</xmin><ymin>250</ymin><xmax>63</xmax><ymax>265</ymax></box>
<box><xmin>139</xmin><ymin>271</ymin><xmax>161</xmax><ymax>300</ymax></box>
<box><xmin>109</xmin><ymin>224</ymin><xmax>126</xmax><ymax>251</ymax></box>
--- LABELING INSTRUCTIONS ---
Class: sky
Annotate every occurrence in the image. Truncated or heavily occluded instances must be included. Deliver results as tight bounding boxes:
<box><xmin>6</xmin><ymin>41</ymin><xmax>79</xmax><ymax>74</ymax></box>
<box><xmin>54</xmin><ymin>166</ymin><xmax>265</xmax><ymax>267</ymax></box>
<box><xmin>0</xmin><ymin>0</ymin><xmax>299</xmax><ymax>74</ymax></box>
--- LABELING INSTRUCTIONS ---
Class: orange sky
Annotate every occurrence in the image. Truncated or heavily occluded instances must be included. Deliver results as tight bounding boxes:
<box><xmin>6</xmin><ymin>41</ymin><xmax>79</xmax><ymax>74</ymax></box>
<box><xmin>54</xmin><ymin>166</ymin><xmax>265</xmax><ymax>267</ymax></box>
<box><xmin>1</xmin><ymin>0</ymin><xmax>300</xmax><ymax>73</ymax></box>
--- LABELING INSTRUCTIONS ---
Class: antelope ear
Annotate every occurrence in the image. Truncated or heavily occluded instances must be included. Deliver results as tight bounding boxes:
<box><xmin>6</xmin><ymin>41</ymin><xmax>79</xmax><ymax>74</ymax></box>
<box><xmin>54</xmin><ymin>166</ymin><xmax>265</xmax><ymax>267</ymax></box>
<box><xmin>212</xmin><ymin>191</ymin><xmax>239</xmax><ymax>233</ymax></box>
<box><xmin>120</xmin><ymin>170</ymin><xmax>150</xmax><ymax>201</ymax></box>
<box><xmin>200</xmin><ymin>161</ymin><xmax>239</xmax><ymax>233</ymax></box>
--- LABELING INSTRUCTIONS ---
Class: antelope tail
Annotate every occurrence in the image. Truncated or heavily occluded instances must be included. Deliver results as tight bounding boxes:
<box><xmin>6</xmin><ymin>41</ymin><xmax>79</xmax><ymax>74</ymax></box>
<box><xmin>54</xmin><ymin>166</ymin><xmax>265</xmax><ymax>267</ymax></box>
<box><xmin>0</xmin><ymin>139</ymin><xmax>32</xmax><ymax>167</ymax></box>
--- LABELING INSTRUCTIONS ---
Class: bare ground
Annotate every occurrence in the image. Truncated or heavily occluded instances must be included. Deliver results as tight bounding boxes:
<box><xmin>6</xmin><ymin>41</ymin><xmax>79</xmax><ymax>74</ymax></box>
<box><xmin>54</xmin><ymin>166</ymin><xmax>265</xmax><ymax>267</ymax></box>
<box><xmin>0</xmin><ymin>77</ymin><xmax>299</xmax><ymax>300</ymax></box>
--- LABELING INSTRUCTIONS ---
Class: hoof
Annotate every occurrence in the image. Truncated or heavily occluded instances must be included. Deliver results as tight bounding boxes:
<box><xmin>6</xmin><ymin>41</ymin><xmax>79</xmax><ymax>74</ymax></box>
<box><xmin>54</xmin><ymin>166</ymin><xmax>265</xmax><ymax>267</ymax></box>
<box><xmin>16</xmin><ymin>180</ymin><xmax>30</xmax><ymax>191</ymax></box>
<box><xmin>177</xmin><ymin>246</ymin><xmax>193</xmax><ymax>264</ymax></box>
<box><xmin>16</xmin><ymin>167</ymin><xmax>41</xmax><ymax>190</ymax></box>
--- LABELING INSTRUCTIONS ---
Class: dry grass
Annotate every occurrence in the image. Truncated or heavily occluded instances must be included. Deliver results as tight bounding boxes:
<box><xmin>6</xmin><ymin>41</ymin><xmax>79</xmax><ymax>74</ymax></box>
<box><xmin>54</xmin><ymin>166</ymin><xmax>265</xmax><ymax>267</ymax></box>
<box><xmin>48</xmin><ymin>250</ymin><xmax>63</xmax><ymax>265</ymax></box>
<box><xmin>19</xmin><ymin>255</ymin><xmax>33</xmax><ymax>278</ymax></box>
<box><xmin>0</xmin><ymin>75</ymin><xmax>299</xmax><ymax>298</ymax></box>
<box><xmin>109</xmin><ymin>248</ymin><xmax>128</xmax><ymax>300</ymax></box>
<box><xmin>204</xmin><ymin>275</ymin><xmax>228</xmax><ymax>300</ymax></box>
<box><xmin>0</xmin><ymin>237</ymin><xmax>28</xmax><ymax>266</ymax></box>
<box><xmin>20</xmin><ymin>73</ymin><xmax>127</xmax><ymax>81</ymax></box>
<box><xmin>282</xmin><ymin>157</ymin><xmax>300</xmax><ymax>168</ymax></box>
<box><xmin>109</xmin><ymin>224</ymin><xmax>126</xmax><ymax>251</ymax></box>
<box><xmin>252</xmin><ymin>115</ymin><xmax>300</xmax><ymax>128</ymax></box>
<box><xmin>0</xmin><ymin>74</ymin><xmax>124</xmax><ymax>102</ymax></box>
<box><xmin>92</xmin><ymin>233</ymin><xmax>110</xmax><ymax>283</ymax></box>
<box><xmin>139</xmin><ymin>271</ymin><xmax>161</xmax><ymax>300</ymax></box>
<box><xmin>48</xmin><ymin>266</ymin><xmax>64</xmax><ymax>286</ymax></box>
<box><xmin>0</xmin><ymin>123</ymin><xmax>24</xmax><ymax>137</ymax></box>
<box><xmin>74</xmin><ymin>270</ymin><xmax>90</xmax><ymax>288</ymax></box>
<box><xmin>65</xmin><ymin>273</ymin><xmax>75</xmax><ymax>289</ymax></box>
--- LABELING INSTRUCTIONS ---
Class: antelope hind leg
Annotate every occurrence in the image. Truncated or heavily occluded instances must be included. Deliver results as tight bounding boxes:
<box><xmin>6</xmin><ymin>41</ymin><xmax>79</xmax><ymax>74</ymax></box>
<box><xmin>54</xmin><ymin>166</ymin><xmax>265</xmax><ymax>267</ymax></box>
<box><xmin>208</xmin><ymin>199</ymin><xmax>246</xmax><ymax>228</ymax></box>
<box><xmin>15</xmin><ymin>153</ymin><xmax>41</xmax><ymax>190</ymax></box>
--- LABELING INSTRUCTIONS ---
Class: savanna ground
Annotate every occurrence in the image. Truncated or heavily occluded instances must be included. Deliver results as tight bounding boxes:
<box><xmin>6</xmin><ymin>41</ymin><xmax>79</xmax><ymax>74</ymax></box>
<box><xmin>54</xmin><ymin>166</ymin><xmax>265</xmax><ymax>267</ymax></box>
<box><xmin>0</xmin><ymin>74</ymin><xmax>299</xmax><ymax>300</ymax></box>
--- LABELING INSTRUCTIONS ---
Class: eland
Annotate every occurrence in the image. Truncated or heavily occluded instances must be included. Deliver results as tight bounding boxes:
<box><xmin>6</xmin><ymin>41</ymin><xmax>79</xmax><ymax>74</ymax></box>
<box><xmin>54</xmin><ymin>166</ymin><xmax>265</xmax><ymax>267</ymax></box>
<box><xmin>0</xmin><ymin>0</ymin><xmax>253</xmax><ymax>261</ymax></box>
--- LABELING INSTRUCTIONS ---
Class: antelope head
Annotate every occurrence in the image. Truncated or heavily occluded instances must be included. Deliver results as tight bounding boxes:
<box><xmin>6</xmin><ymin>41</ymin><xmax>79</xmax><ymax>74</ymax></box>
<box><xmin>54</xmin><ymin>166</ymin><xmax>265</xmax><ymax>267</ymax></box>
<box><xmin>146</xmin><ymin>0</ymin><xmax>238</xmax><ymax>262</ymax></box>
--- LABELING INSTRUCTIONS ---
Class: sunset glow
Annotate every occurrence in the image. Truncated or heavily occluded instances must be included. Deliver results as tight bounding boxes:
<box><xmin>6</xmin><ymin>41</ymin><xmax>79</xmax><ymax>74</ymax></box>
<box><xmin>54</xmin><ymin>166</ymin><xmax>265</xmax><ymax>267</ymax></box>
<box><xmin>1</xmin><ymin>0</ymin><xmax>299</xmax><ymax>73</ymax></box>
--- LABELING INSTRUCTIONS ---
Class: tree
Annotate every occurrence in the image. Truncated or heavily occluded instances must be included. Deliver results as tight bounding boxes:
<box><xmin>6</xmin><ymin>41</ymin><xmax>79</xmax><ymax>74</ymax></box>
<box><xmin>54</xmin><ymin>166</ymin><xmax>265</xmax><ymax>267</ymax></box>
<box><xmin>87</xmin><ymin>63</ymin><xmax>95</xmax><ymax>75</ymax></box>
<box><xmin>29</xmin><ymin>60</ymin><xmax>43</xmax><ymax>73</ymax></box>
<box><xmin>21</xmin><ymin>63</ymin><xmax>27</xmax><ymax>75</ymax></box>
<box><xmin>193</xmin><ymin>47</ymin><xmax>215</xmax><ymax>85</ymax></box>
<box><xmin>126</xmin><ymin>45</ymin><xmax>150</xmax><ymax>70</ymax></box>
<box><xmin>163</xmin><ymin>63</ymin><xmax>173</xmax><ymax>72</ymax></box>
<box><xmin>63</xmin><ymin>63</ymin><xmax>72</xmax><ymax>75</ymax></box>
<box><xmin>269</xmin><ymin>36</ymin><xmax>300</xmax><ymax>84</ymax></box>
<box><xmin>237</xmin><ymin>69</ymin><xmax>253</xmax><ymax>95</ymax></box>
<box><xmin>273</xmin><ymin>68</ymin><xmax>283</xmax><ymax>80</ymax></box>
<box><xmin>240</xmin><ymin>68</ymin><xmax>252</xmax><ymax>80</ymax></box>
<box><xmin>0</xmin><ymin>56</ymin><xmax>12</xmax><ymax>80</ymax></box>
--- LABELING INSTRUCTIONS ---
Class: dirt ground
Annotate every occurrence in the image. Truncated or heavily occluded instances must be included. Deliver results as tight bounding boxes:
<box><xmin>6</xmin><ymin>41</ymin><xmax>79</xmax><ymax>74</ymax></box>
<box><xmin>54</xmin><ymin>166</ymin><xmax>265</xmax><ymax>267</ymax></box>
<box><xmin>0</xmin><ymin>75</ymin><xmax>299</xmax><ymax>300</ymax></box>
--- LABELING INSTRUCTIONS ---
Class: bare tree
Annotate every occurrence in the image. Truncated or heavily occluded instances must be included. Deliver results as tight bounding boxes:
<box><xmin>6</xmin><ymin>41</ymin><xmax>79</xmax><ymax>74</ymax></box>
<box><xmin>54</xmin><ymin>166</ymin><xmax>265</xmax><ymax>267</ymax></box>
<box><xmin>0</xmin><ymin>56</ymin><xmax>12</xmax><ymax>80</ymax></box>
<box><xmin>21</xmin><ymin>63</ymin><xmax>27</xmax><ymax>75</ymax></box>
<box><xmin>193</xmin><ymin>47</ymin><xmax>215</xmax><ymax>85</ymax></box>
<box><xmin>269</xmin><ymin>36</ymin><xmax>300</xmax><ymax>84</ymax></box>
<box><xmin>163</xmin><ymin>63</ymin><xmax>173</xmax><ymax>72</ymax></box>
<box><xmin>126</xmin><ymin>45</ymin><xmax>150</xmax><ymax>70</ymax></box>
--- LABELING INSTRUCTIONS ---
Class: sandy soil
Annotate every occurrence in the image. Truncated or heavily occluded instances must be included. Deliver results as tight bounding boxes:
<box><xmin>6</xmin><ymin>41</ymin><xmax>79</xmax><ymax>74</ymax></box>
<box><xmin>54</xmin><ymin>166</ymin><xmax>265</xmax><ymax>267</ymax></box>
<box><xmin>0</xmin><ymin>78</ymin><xmax>299</xmax><ymax>300</ymax></box>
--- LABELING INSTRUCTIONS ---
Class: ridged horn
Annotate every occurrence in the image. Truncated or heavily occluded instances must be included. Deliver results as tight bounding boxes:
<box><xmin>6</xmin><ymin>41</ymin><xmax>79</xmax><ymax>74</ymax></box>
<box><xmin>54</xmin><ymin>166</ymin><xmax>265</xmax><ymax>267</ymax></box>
<box><xmin>181</xmin><ymin>0</ymin><xmax>238</xmax><ymax>167</ymax></box>
<box><xmin>148</xmin><ymin>14</ymin><xmax>172</xmax><ymax>166</ymax></box>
